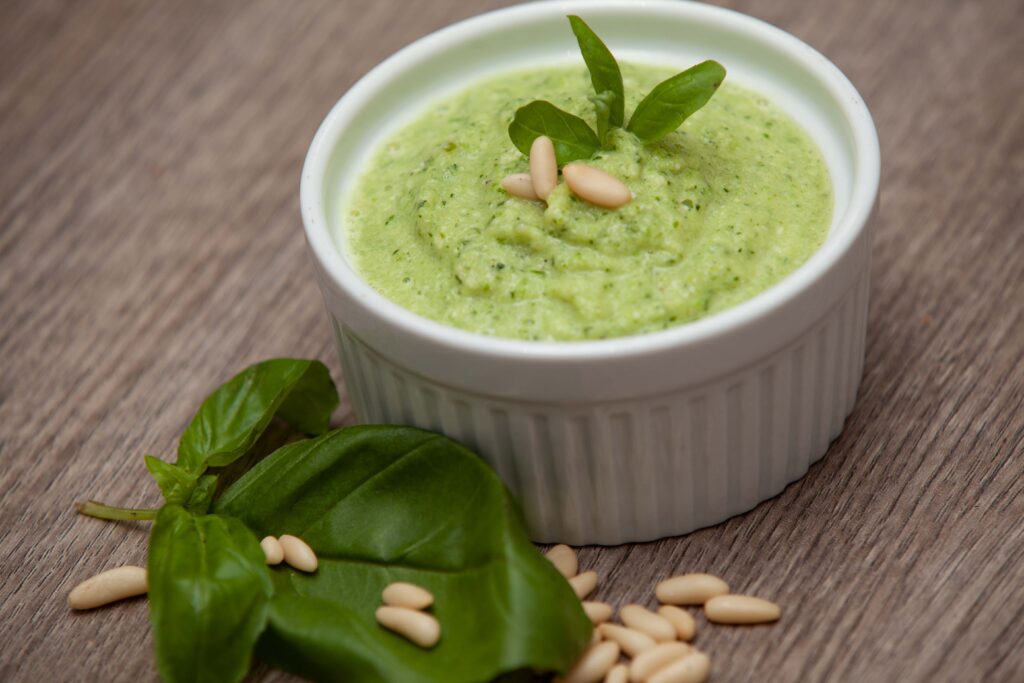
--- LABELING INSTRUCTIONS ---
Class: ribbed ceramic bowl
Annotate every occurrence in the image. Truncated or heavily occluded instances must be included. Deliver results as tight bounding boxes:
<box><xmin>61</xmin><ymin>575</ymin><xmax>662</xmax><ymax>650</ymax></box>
<box><xmin>301</xmin><ymin>0</ymin><xmax>880</xmax><ymax>544</ymax></box>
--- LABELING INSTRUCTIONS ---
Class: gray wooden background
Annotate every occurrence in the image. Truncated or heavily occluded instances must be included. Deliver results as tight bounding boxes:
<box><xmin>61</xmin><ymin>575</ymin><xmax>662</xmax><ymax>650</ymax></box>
<box><xmin>1</xmin><ymin>0</ymin><xmax>1022</xmax><ymax>680</ymax></box>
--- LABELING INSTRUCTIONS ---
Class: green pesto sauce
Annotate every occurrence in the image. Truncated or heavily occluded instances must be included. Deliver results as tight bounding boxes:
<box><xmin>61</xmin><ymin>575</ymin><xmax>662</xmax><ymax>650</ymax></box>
<box><xmin>343</xmin><ymin>63</ymin><xmax>832</xmax><ymax>341</ymax></box>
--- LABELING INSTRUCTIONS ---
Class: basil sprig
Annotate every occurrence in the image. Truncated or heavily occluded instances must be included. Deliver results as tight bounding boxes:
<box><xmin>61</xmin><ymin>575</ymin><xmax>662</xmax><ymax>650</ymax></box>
<box><xmin>79</xmin><ymin>358</ymin><xmax>339</xmax><ymax>683</ymax></box>
<box><xmin>76</xmin><ymin>359</ymin><xmax>591</xmax><ymax>682</ymax></box>
<box><xmin>508</xmin><ymin>15</ymin><xmax>727</xmax><ymax>160</ymax></box>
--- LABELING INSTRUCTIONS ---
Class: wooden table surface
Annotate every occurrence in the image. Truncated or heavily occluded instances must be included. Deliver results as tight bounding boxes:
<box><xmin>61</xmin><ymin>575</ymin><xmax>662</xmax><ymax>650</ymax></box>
<box><xmin>2</xmin><ymin>0</ymin><xmax>1022</xmax><ymax>681</ymax></box>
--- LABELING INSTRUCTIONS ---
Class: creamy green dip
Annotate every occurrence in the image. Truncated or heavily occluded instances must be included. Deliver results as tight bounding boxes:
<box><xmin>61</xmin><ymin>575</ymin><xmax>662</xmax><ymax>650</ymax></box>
<box><xmin>343</xmin><ymin>63</ymin><xmax>832</xmax><ymax>341</ymax></box>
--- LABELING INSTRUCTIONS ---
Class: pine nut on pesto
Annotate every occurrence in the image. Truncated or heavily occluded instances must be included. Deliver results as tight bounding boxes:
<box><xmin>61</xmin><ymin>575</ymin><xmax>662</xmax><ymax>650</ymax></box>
<box><xmin>344</xmin><ymin>63</ymin><xmax>832</xmax><ymax>341</ymax></box>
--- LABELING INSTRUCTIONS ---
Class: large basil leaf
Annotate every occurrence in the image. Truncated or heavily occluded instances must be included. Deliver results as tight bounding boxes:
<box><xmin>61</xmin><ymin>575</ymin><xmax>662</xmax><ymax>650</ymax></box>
<box><xmin>215</xmin><ymin>426</ymin><xmax>592</xmax><ymax>683</ymax></box>
<box><xmin>568</xmin><ymin>15</ymin><xmax>624</xmax><ymax>128</ymax></box>
<box><xmin>176</xmin><ymin>358</ymin><xmax>338</xmax><ymax>474</ymax></box>
<box><xmin>148</xmin><ymin>505</ymin><xmax>273</xmax><ymax>683</ymax></box>
<box><xmin>627</xmin><ymin>60</ymin><xmax>727</xmax><ymax>143</ymax></box>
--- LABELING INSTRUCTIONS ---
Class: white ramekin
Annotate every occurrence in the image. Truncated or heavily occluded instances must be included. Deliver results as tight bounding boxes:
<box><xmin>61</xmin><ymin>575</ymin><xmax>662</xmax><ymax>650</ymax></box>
<box><xmin>300</xmin><ymin>1</ymin><xmax>880</xmax><ymax>544</ymax></box>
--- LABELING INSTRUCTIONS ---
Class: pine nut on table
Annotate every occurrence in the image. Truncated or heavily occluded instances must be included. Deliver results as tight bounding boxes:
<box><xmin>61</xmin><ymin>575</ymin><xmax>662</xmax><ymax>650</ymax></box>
<box><xmin>67</xmin><ymin>566</ymin><xmax>148</xmax><ymax>610</ymax></box>
<box><xmin>704</xmin><ymin>594</ymin><xmax>781</xmax><ymax>624</ymax></box>
<box><xmin>655</xmin><ymin>574</ymin><xmax>729</xmax><ymax>605</ymax></box>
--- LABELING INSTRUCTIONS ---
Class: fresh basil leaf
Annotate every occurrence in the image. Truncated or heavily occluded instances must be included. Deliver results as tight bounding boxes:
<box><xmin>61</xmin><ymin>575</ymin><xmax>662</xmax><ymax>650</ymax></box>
<box><xmin>216</xmin><ymin>426</ymin><xmax>592</xmax><ymax>683</ymax></box>
<box><xmin>184</xmin><ymin>474</ymin><xmax>218</xmax><ymax>514</ymax></box>
<box><xmin>509</xmin><ymin>100</ymin><xmax>600</xmax><ymax>165</ymax></box>
<box><xmin>589</xmin><ymin>91</ymin><xmax>616</xmax><ymax>148</ymax></box>
<box><xmin>626</xmin><ymin>60</ymin><xmax>727</xmax><ymax>143</ymax></box>
<box><xmin>568</xmin><ymin>15</ymin><xmax>624</xmax><ymax>128</ymax></box>
<box><xmin>144</xmin><ymin>455</ymin><xmax>196</xmax><ymax>505</ymax></box>
<box><xmin>177</xmin><ymin>358</ymin><xmax>338</xmax><ymax>474</ymax></box>
<box><xmin>148</xmin><ymin>505</ymin><xmax>272</xmax><ymax>683</ymax></box>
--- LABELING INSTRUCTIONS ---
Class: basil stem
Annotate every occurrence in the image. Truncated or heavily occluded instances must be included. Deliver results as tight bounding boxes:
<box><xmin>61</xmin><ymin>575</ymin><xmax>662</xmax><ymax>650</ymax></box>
<box><xmin>75</xmin><ymin>500</ymin><xmax>159</xmax><ymax>521</ymax></box>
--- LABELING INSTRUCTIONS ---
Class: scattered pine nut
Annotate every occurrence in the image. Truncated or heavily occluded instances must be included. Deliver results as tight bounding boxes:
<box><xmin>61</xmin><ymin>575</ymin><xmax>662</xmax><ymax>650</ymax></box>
<box><xmin>604</xmin><ymin>663</ymin><xmax>629</xmax><ymax>683</ymax></box>
<box><xmin>629</xmin><ymin>642</ymin><xmax>693</xmax><ymax>683</ymax></box>
<box><xmin>279</xmin><ymin>534</ymin><xmax>318</xmax><ymax>572</ymax></box>
<box><xmin>646</xmin><ymin>650</ymin><xmax>711</xmax><ymax>683</ymax></box>
<box><xmin>597</xmin><ymin>623</ymin><xmax>657</xmax><ymax>658</ymax></box>
<box><xmin>68</xmin><ymin>565</ymin><xmax>148</xmax><ymax>610</ymax></box>
<box><xmin>561</xmin><ymin>163</ymin><xmax>631</xmax><ymax>209</ymax></box>
<box><xmin>560</xmin><ymin>640</ymin><xmax>620</xmax><ymax>683</ymax></box>
<box><xmin>569</xmin><ymin>570</ymin><xmax>598</xmax><ymax>599</ymax></box>
<box><xmin>591</xmin><ymin>628</ymin><xmax>603</xmax><ymax>647</ymax></box>
<box><xmin>260</xmin><ymin>536</ymin><xmax>284</xmax><ymax>565</ymax></box>
<box><xmin>382</xmin><ymin>582</ymin><xmax>434</xmax><ymax>610</ymax></box>
<box><xmin>704</xmin><ymin>594</ymin><xmax>781</xmax><ymax>624</ymax></box>
<box><xmin>619</xmin><ymin>604</ymin><xmax>676</xmax><ymax>642</ymax></box>
<box><xmin>582</xmin><ymin>601</ymin><xmax>614</xmax><ymax>625</ymax></box>
<box><xmin>529</xmin><ymin>135</ymin><xmax>558</xmax><ymax>200</ymax></box>
<box><xmin>546</xmin><ymin>544</ymin><xmax>579</xmax><ymax>579</ymax></box>
<box><xmin>501</xmin><ymin>173</ymin><xmax>540</xmax><ymax>200</ymax></box>
<box><xmin>658</xmin><ymin>605</ymin><xmax>697</xmax><ymax>641</ymax></box>
<box><xmin>375</xmin><ymin>606</ymin><xmax>441</xmax><ymax>648</ymax></box>
<box><xmin>655</xmin><ymin>573</ymin><xmax>729</xmax><ymax>605</ymax></box>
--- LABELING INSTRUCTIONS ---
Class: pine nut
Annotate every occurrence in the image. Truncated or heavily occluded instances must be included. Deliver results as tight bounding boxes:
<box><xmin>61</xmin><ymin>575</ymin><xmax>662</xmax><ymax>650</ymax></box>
<box><xmin>561</xmin><ymin>163</ymin><xmax>631</xmax><ymax>209</ymax></box>
<box><xmin>597</xmin><ymin>623</ymin><xmax>657</xmax><ymax>658</ymax></box>
<box><xmin>529</xmin><ymin>135</ymin><xmax>558</xmax><ymax>200</ymax></box>
<box><xmin>591</xmin><ymin>628</ymin><xmax>603</xmax><ymax>646</ymax></box>
<box><xmin>546</xmin><ymin>544</ymin><xmax>578</xmax><ymax>579</ymax></box>
<box><xmin>260</xmin><ymin>536</ymin><xmax>284</xmax><ymax>565</ymax></box>
<box><xmin>560</xmin><ymin>640</ymin><xmax>620</xmax><ymax>683</ymax></box>
<box><xmin>655</xmin><ymin>573</ymin><xmax>729</xmax><ymax>605</ymax></box>
<box><xmin>375</xmin><ymin>606</ymin><xmax>441</xmax><ymax>648</ymax></box>
<box><xmin>583</xmin><ymin>601</ymin><xmax>614</xmax><ymax>625</ymax></box>
<box><xmin>629</xmin><ymin>642</ymin><xmax>693</xmax><ymax>683</ymax></box>
<box><xmin>279</xmin><ymin>534</ymin><xmax>317</xmax><ymax>572</ymax></box>
<box><xmin>658</xmin><ymin>605</ymin><xmax>697</xmax><ymax>641</ymax></box>
<box><xmin>68</xmin><ymin>565</ymin><xmax>148</xmax><ymax>610</ymax></box>
<box><xmin>569</xmin><ymin>570</ymin><xmax>598</xmax><ymax>599</ymax></box>
<box><xmin>605</xmin><ymin>663</ymin><xmax>629</xmax><ymax>683</ymax></box>
<box><xmin>501</xmin><ymin>173</ymin><xmax>540</xmax><ymax>200</ymax></box>
<box><xmin>646</xmin><ymin>651</ymin><xmax>711</xmax><ymax>683</ymax></box>
<box><xmin>382</xmin><ymin>582</ymin><xmax>434</xmax><ymax>610</ymax></box>
<box><xmin>704</xmin><ymin>594</ymin><xmax>781</xmax><ymax>624</ymax></box>
<box><xmin>619</xmin><ymin>604</ymin><xmax>676</xmax><ymax>642</ymax></box>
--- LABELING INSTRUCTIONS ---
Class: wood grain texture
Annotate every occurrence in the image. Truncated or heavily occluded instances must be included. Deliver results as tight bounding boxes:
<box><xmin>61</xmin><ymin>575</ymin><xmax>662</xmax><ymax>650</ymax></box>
<box><xmin>1</xmin><ymin>0</ymin><xmax>1022</xmax><ymax>681</ymax></box>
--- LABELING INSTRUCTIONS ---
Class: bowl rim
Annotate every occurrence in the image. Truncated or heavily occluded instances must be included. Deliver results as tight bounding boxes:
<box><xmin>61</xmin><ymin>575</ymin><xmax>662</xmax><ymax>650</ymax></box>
<box><xmin>300</xmin><ymin>0</ymin><xmax>880</xmax><ymax>363</ymax></box>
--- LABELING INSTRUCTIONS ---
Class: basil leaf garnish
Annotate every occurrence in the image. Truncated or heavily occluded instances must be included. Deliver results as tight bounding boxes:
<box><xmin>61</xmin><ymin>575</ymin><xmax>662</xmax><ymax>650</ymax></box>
<box><xmin>626</xmin><ymin>59</ymin><xmax>727</xmax><ymax>142</ymax></box>
<box><xmin>590</xmin><ymin>91</ymin><xmax>616</xmax><ymax>148</ymax></box>
<box><xmin>215</xmin><ymin>426</ymin><xmax>592</xmax><ymax>682</ymax></box>
<box><xmin>148</xmin><ymin>505</ymin><xmax>272</xmax><ymax>683</ymax></box>
<box><xmin>177</xmin><ymin>358</ymin><xmax>338</xmax><ymax>474</ymax></box>
<box><xmin>568</xmin><ymin>15</ymin><xmax>624</xmax><ymax>128</ymax></box>
<box><xmin>508</xmin><ymin>100</ymin><xmax>600</xmax><ymax>165</ymax></box>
